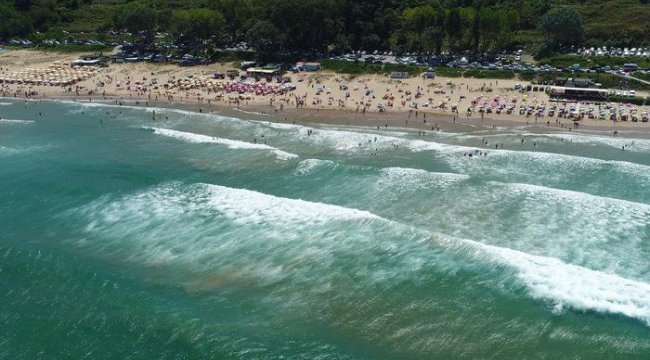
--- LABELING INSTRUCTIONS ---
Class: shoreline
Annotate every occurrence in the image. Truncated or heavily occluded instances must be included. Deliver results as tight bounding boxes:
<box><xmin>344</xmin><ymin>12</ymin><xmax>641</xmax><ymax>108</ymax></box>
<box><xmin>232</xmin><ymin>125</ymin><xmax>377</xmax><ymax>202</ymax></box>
<box><xmin>6</xmin><ymin>93</ymin><xmax>650</xmax><ymax>140</ymax></box>
<box><xmin>1</xmin><ymin>48</ymin><xmax>649</xmax><ymax>140</ymax></box>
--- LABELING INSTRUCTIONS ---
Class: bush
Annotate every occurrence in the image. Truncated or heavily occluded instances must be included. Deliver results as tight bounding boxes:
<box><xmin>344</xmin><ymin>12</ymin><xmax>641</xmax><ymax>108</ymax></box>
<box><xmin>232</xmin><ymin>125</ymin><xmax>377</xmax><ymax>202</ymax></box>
<box><xmin>537</xmin><ymin>54</ymin><xmax>650</xmax><ymax>69</ymax></box>
<box><xmin>606</xmin><ymin>96</ymin><xmax>648</xmax><ymax>106</ymax></box>
<box><xmin>464</xmin><ymin>69</ymin><xmax>515</xmax><ymax>79</ymax></box>
<box><xmin>320</xmin><ymin>59</ymin><xmax>425</xmax><ymax>76</ymax></box>
<box><xmin>433</xmin><ymin>67</ymin><xmax>463</xmax><ymax>77</ymax></box>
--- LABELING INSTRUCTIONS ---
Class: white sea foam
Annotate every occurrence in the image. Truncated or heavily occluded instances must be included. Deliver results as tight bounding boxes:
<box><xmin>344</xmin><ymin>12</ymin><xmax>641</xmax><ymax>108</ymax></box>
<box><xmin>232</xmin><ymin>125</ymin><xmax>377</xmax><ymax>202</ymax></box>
<box><xmin>144</xmin><ymin>127</ymin><xmax>298</xmax><ymax>160</ymax></box>
<box><xmin>77</xmin><ymin>180</ymin><xmax>650</xmax><ymax>325</ymax></box>
<box><xmin>379</xmin><ymin>167</ymin><xmax>469</xmax><ymax>188</ymax></box>
<box><xmin>202</xmin><ymin>183</ymin><xmax>379</xmax><ymax>225</ymax></box>
<box><xmin>0</xmin><ymin>102</ymin><xmax>13</xmax><ymax>106</ymax></box>
<box><xmin>294</xmin><ymin>158</ymin><xmax>336</xmax><ymax>175</ymax></box>
<box><xmin>0</xmin><ymin>145</ymin><xmax>16</xmax><ymax>154</ymax></box>
<box><xmin>543</xmin><ymin>133</ymin><xmax>650</xmax><ymax>152</ymax></box>
<box><xmin>470</xmin><ymin>239</ymin><xmax>650</xmax><ymax>326</ymax></box>
<box><xmin>58</xmin><ymin>100</ymin><xmax>229</xmax><ymax>120</ymax></box>
<box><xmin>233</xmin><ymin>108</ymin><xmax>269</xmax><ymax>116</ymax></box>
<box><xmin>84</xmin><ymin>182</ymin><xmax>380</xmax><ymax>234</ymax></box>
<box><xmin>0</xmin><ymin>119</ymin><xmax>35</xmax><ymax>124</ymax></box>
<box><xmin>258</xmin><ymin>120</ymin><xmax>474</xmax><ymax>154</ymax></box>
<box><xmin>78</xmin><ymin>182</ymin><xmax>383</xmax><ymax>278</ymax></box>
<box><xmin>446</xmin><ymin>147</ymin><xmax>650</xmax><ymax>185</ymax></box>
<box><xmin>460</xmin><ymin>181</ymin><xmax>649</xmax><ymax>281</ymax></box>
<box><xmin>494</xmin><ymin>181</ymin><xmax>650</xmax><ymax>212</ymax></box>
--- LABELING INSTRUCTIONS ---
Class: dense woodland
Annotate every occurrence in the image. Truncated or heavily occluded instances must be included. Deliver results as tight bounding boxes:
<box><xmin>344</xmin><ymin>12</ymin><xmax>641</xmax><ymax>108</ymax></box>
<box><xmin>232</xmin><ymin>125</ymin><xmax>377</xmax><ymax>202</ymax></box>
<box><xmin>1</xmin><ymin>0</ymin><xmax>649</xmax><ymax>55</ymax></box>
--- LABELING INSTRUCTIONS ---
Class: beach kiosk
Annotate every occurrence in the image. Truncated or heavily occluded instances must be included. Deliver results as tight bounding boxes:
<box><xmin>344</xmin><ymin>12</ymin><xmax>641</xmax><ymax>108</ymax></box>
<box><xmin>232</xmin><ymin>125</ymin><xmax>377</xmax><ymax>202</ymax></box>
<box><xmin>390</xmin><ymin>71</ymin><xmax>409</xmax><ymax>79</ymax></box>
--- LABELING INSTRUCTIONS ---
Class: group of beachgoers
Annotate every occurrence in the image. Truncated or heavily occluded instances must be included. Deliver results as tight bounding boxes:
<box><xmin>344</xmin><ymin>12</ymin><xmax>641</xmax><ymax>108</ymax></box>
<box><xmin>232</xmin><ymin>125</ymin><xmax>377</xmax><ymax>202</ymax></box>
<box><xmin>1</xmin><ymin>56</ymin><xmax>649</xmax><ymax>129</ymax></box>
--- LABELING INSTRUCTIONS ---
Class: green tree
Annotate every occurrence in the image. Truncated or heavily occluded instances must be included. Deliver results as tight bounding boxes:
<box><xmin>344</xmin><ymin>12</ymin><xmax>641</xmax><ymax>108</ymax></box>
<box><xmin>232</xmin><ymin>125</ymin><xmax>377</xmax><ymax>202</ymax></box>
<box><xmin>0</xmin><ymin>4</ymin><xmax>33</xmax><ymax>38</ymax></box>
<box><xmin>401</xmin><ymin>6</ymin><xmax>437</xmax><ymax>53</ymax></box>
<box><xmin>215</xmin><ymin>0</ymin><xmax>255</xmax><ymax>42</ymax></box>
<box><xmin>539</xmin><ymin>6</ymin><xmax>585</xmax><ymax>48</ymax></box>
<box><xmin>471</xmin><ymin>8</ymin><xmax>480</xmax><ymax>51</ymax></box>
<box><xmin>113</xmin><ymin>4</ymin><xmax>157</xmax><ymax>33</ymax></box>
<box><xmin>479</xmin><ymin>8</ymin><xmax>502</xmax><ymax>51</ymax></box>
<box><xmin>246</xmin><ymin>20</ymin><xmax>281</xmax><ymax>56</ymax></box>
<box><xmin>172</xmin><ymin>8</ymin><xmax>226</xmax><ymax>42</ymax></box>
<box><xmin>446</xmin><ymin>8</ymin><xmax>461</xmax><ymax>53</ymax></box>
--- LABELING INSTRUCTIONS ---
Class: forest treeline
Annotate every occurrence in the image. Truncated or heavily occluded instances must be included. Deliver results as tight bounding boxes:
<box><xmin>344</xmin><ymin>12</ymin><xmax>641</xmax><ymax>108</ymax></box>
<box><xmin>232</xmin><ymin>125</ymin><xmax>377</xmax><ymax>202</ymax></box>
<box><xmin>1</xmin><ymin>0</ymin><xmax>649</xmax><ymax>54</ymax></box>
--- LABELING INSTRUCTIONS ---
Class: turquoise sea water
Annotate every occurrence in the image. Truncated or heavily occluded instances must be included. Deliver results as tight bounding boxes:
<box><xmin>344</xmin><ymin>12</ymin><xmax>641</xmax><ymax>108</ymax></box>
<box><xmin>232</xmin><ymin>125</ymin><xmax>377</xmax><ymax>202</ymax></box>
<box><xmin>1</xmin><ymin>99</ymin><xmax>649</xmax><ymax>359</ymax></box>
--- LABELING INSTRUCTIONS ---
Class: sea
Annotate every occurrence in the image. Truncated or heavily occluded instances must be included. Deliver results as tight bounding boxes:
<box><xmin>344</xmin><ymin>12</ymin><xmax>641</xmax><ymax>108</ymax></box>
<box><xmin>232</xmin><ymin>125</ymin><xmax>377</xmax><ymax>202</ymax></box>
<box><xmin>1</xmin><ymin>99</ymin><xmax>649</xmax><ymax>359</ymax></box>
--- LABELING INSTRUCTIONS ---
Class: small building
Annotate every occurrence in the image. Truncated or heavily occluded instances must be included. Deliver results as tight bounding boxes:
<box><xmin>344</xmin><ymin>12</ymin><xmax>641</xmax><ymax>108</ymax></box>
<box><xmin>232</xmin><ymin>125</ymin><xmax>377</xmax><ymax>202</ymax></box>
<box><xmin>241</xmin><ymin>61</ymin><xmax>256</xmax><ymax>70</ymax></box>
<box><xmin>296</xmin><ymin>62</ymin><xmax>321</xmax><ymax>71</ymax></box>
<box><xmin>390</xmin><ymin>71</ymin><xmax>409</xmax><ymax>79</ymax></box>
<box><xmin>246</xmin><ymin>67</ymin><xmax>282</xmax><ymax>77</ymax></box>
<box><xmin>72</xmin><ymin>55</ymin><xmax>103</xmax><ymax>66</ymax></box>
<box><xmin>565</xmin><ymin>78</ymin><xmax>597</xmax><ymax>88</ymax></box>
<box><xmin>424</xmin><ymin>68</ymin><xmax>436</xmax><ymax>79</ymax></box>
<box><xmin>547</xmin><ymin>86</ymin><xmax>609</xmax><ymax>101</ymax></box>
<box><xmin>623</xmin><ymin>63</ymin><xmax>639</xmax><ymax>72</ymax></box>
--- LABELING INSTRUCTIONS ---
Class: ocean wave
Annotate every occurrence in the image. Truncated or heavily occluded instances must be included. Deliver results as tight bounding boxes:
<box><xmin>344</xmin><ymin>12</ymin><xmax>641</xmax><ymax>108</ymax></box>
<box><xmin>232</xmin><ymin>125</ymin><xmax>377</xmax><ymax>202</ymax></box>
<box><xmin>257</xmin><ymin>120</ymin><xmax>474</xmax><ymax>154</ymax></box>
<box><xmin>445</xmin><ymin>147</ymin><xmax>650</xmax><ymax>186</ymax></box>
<box><xmin>436</xmin><ymin>180</ymin><xmax>650</xmax><ymax>281</ymax></box>
<box><xmin>492</xmin><ymin>181</ymin><xmax>650</xmax><ymax>211</ymax></box>
<box><xmin>232</xmin><ymin>108</ymin><xmax>269</xmax><ymax>116</ymax></box>
<box><xmin>542</xmin><ymin>133</ymin><xmax>650</xmax><ymax>152</ymax></box>
<box><xmin>201</xmin><ymin>183</ymin><xmax>380</xmax><ymax>225</ymax></box>
<box><xmin>0</xmin><ymin>102</ymin><xmax>14</xmax><ymax>106</ymax></box>
<box><xmin>0</xmin><ymin>119</ymin><xmax>35</xmax><ymax>124</ymax></box>
<box><xmin>0</xmin><ymin>145</ymin><xmax>17</xmax><ymax>154</ymax></box>
<box><xmin>75</xmin><ymin>182</ymin><xmax>383</xmax><ymax>281</ymax></box>
<box><xmin>470</xmin><ymin>239</ymin><xmax>650</xmax><ymax>326</ymax></box>
<box><xmin>379</xmin><ymin>167</ymin><xmax>469</xmax><ymax>189</ymax></box>
<box><xmin>294</xmin><ymin>158</ymin><xmax>337</xmax><ymax>175</ymax></box>
<box><xmin>143</xmin><ymin>127</ymin><xmax>298</xmax><ymax>160</ymax></box>
<box><xmin>74</xmin><ymin>181</ymin><xmax>650</xmax><ymax>326</ymax></box>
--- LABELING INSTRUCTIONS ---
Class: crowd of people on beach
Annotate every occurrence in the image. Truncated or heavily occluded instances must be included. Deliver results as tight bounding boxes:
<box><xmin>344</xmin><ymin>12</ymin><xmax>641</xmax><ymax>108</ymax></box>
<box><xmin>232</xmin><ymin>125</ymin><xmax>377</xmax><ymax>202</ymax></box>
<box><xmin>1</xmin><ymin>55</ymin><xmax>649</xmax><ymax>129</ymax></box>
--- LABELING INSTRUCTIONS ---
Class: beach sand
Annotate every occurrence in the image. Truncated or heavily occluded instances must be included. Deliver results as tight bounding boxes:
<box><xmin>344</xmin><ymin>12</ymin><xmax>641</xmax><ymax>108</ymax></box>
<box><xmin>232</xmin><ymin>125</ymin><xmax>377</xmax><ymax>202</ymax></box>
<box><xmin>1</xmin><ymin>49</ymin><xmax>649</xmax><ymax>138</ymax></box>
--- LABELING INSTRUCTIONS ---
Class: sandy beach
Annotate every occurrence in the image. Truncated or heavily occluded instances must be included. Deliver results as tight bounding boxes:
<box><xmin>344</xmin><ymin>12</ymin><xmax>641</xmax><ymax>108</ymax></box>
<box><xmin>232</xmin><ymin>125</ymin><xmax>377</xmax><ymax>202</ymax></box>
<box><xmin>2</xmin><ymin>49</ymin><xmax>650</xmax><ymax>137</ymax></box>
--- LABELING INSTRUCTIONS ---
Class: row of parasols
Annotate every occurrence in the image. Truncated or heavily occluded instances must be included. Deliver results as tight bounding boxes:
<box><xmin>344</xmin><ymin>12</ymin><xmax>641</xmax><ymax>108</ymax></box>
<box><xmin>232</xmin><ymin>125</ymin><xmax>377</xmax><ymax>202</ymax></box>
<box><xmin>0</xmin><ymin>64</ymin><xmax>97</xmax><ymax>87</ymax></box>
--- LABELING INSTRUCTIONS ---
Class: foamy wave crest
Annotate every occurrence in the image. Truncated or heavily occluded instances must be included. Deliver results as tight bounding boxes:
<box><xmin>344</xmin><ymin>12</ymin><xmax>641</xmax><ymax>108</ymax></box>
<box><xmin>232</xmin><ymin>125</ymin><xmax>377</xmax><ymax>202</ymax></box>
<box><xmin>76</xmin><ymin>182</ymin><xmax>383</xmax><ymax>281</ymax></box>
<box><xmin>144</xmin><ymin>127</ymin><xmax>298</xmax><ymax>160</ymax></box>
<box><xmin>495</xmin><ymin>182</ymin><xmax>650</xmax><ymax>212</ymax></box>
<box><xmin>258</xmin><ymin>121</ymin><xmax>473</xmax><ymax>154</ymax></box>
<box><xmin>203</xmin><ymin>183</ymin><xmax>379</xmax><ymax>225</ymax></box>
<box><xmin>294</xmin><ymin>158</ymin><xmax>337</xmax><ymax>175</ymax></box>
<box><xmin>0</xmin><ymin>119</ymin><xmax>35</xmax><ymax>124</ymax></box>
<box><xmin>0</xmin><ymin>145</ymin><xmax>17</xmax><ymax>154</ymax></box>
<box><xmin>233</xmin><ymin>108</ymin><xmax>269</xmax><ymax>116</ymax></box>
<box><xmin>448</xmin><ymin>147</ymin><xmax>650</xmax><ymax>186</ymax></box>
<box><xmin>82</xmin><ymin>182</ymin><xmax>380</xmax><ymax>240</ymax></box>
<box><xmin>477</xmin><ymin>181</ymin><xmax>649</xmax><ymax>279</ymax></box>
<box><xmin>75</xmin><ymin>181</ymin><xmax>650</xmax><ymax>325</ymax></box>
<box><xmin>0</xmin><ymin>102</ymin><xmax>13</xmax><ymax>106</ymax></box>
<box><xmin>379</xmin><ymin>167</ymin><xmax>469</xmax><ymax>188</ymax></box>
<box><xmin>470</xmin><ymin>240</ymin><xmax>650</xmax><ymax>326</ymax></box>
<box><xmin>543</xmin><ymin>133</ymin><xmax>650</xmax><ymax>152</ymax></box>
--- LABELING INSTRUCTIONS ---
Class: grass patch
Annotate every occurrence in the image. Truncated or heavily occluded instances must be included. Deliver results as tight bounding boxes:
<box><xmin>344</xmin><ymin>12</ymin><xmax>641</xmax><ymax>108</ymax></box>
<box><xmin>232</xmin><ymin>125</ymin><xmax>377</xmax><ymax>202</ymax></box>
<box><xmin>320</xmin><ymin>59</ymin><xmax>425</xmax><ymax>76</ymax></box>
<box><xmin>537</xmin><ymin>55</ymin><xmax>650</xmax><ymax>69</ymax></box>
<box><xmin>632</xmin><ymin>71</ymin><xmax>650</xmax><ymax>82</ymax></box>
<box><xmin>37</xmin><ymin>44</ymin><xmax>114</xmax><ymax>53</ymax></box>
<box><xmin>519</xmin><ymin>71</ymin><xmax>650</xmax><ymax>91</ymax></box>
<box><xmin>433</xmin><ymin>67</ymin><xmax>463</xmax><ymax>77</ymax></box>
<box><xmin>463</xmin><ymin>69</ymin><xmax>515</xmax><ymax>79</ymax></box>
<box><xmin>4</xmin><ymin>44</ymin><xmax>114</xmax><ymax>53</ymax></box>
<box><xmin>606</xmin><ymin>96</ymin><xmax>649</xmax><ymax>106</ymax></box>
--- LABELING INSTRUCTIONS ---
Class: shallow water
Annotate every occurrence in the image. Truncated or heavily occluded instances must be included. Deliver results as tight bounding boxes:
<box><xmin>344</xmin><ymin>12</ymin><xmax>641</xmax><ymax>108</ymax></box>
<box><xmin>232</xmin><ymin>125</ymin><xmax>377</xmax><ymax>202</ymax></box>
<box><xmin>1</xmin><ymin>99</ymin><xmax>649</xmax><ymax>359</ymax></box>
